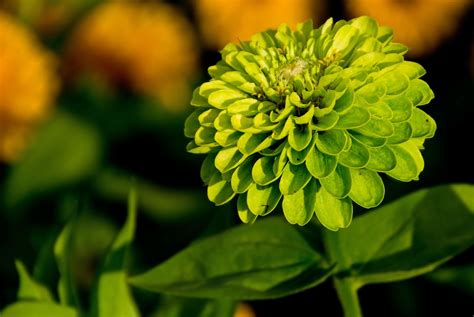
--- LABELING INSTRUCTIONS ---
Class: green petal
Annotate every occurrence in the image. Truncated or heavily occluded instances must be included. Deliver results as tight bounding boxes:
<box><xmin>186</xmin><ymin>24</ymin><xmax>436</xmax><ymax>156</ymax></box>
<box><xmin>368</xmin><ymin>101</ymin><xmax>393</xmax><ymax>121</ymax></box>
<box><xmin>353</xmin><ymin>118</ymin><xmax>394</xmax><ymax>138</ymax></box>
<box><xmin>279</xmin><ymin>163</ymin><xmax>312</xmax><ymax>195</ymax></box>
<box><xmin>198</xmin><ymin>109</ymin><xmax>221</xmax><ymax>127</ymax></box>
<box><xmin>350</xmin><ymin>132</ymin><xmax>387</xmax><ymax>148</ymax></box>
<box><xmin>231</xmin><ymin>114</ymin><xmax>259</xmax><ymax>133</ymax></box>
<box><xmin>306</xmin><ymin>145</ymin><xmax>337</xmax><ymax>178</ymax></box>
<box><xmin>395</xmin><ymin>61</ymin><xmax>426</xmax><ymax>79</ymax></box>
<box><xmin>349</xmin><ymin>169</ymin><xmax>385</xmax><ymax>208</ymax></box>
<box><xmin>339</xmin><ymin>137</ymin><xmax>370</xmax><ymax>168</ymax></box>
<box><xmin>215</xmin><ymin>130</ymin><xmax>241</xmax><ymax>147</ymax></box>
<box><xmin>365</xmin><ymin>146</ymin><xmax>397</xmax><ymax>171</ymax></box>
<box><xmin>313</xmin><ymin>110</ymin><xmax>339</xmax><ymax>131</ymax></box>
<box><xmin>207</xmin><ymin>174</ymin><xmax>236</xmax><ymax>206</ymax></box>
<box><xmin>214</xmin><ymin>111</ymin><xmax>233</xmax><ymax>130</ymax></box>
<box><xmin>294</xmin><ymin>106</ymin><xmax>315</xmax><ymax>125</ymax></box>
<box><xmin>272</xmin><ymin>117</ymin><xmax>294</xmax><ymax>140</ymax></box>
<box><xmin>377</xmin><ymin>26</ymin><xmax>394</xmax><ymax>44</ymax></box>
<box><xmin>273</xmin><ymin>145</ymin><xmax>289</xmax><ymax>176</ymax></box>
<box><xmin>282</xmin><ymin>179</ymin><xmax>318</xmax><ymax>226</ymax></box>
<box><xmin>375</xmin><ymin>72</ymin><xmax>409</xmax><ymax>95</ymax></box>
<box><xmin>387</xmin><ymin>122</ymin><xmax>413</xmax><ymax>144</ymax></box>
<box><xmin>334</xmin><ymin>106</ymin><xmax>370</xmax><ymax>129</ymax></box>
<box><xmin>191</xmin><ymin>87</ymin><xmax>209</xmax><ymax>107</ymax></box>
<box><xmin>231</xmin><ymin>158</ymin><xmax>255</xmax><ymax>193</ymax></box>
<box><xmin>201</xmin><ymin>154</ymin><xmax>218</xmax><ymax>184</ymax></box>
<box><xmin>315</xmin><ymin>187</ymin><xmax>353</xmax><ymax>231</ymax></box>
<box><xmin>252</xmin><ymin>156</ymin><xmax>279</xmax><ymax>186</ymax></box>
<box><xmin>215</xmin><ymin>147</ymin><xmax>247</xmax><ymax>173</ymax></box>
<box><xmin>333</xmin><ymin>88</ymin><xmax>354</xmax><ymax>114</ymax></box>
<box><xmin>247</xmin><ymin>183</ymin><xmax>282</xmax><ymax>216</ymax></box>
<box><xmin>237</xmin><ymin>133</ymin><xmax>273</xmax><ymax>155</ymax></box>
<box><xmin>315</xmin><ymin>130</ymin><xmax>348</xmax><ymax>155</ymax></box>
<box><xmin>386</xmin><ymin>96</ymin><xmax>413</xmax><ymax>123</ymax></box>
<box><xmin>199</xmin><ymin>80</ymin><xmax>234</xmax><ymax>98</ymax></box>
<box><xmin>287</xmin><ymin>137</ymin><xmax>316</xmax><ymax>165</ymax></box>
<box><xmin>237</xmin><ymin>193</ymin><xmax>257</xmax><ymax>224</ymax></box>
<box><xmin>319</xmin><ymin>165</ymin><xmax>352</xmax><ymax>198</ymax></box>
<box><xmin>404</xmin><ymin>79</ymin><xmax>434</xmax><ymax>106</ymax></box>
<box><xmin>331</xmin><ymin>24</ymin><xmax>360</xmax><ymax>57</ymax></box>
<box><xmin>387</xmin><ymin>142</ymin><xmax>424</xmax><ymax>182</ymax></box>
<box><xmin>208</xmin><ymin>90</ymin><xmax>247</xmax><ymax>109</ymax></box>
<box><xmin>184</xmin><ymin>110</ymin><xmax>203</xmax><ymax>138</ymax></box>
<box><xmin>227</xmin><ymin>98</ymin><xmax>260</xmax><ymax>115</ymax></box>
<box><xmin>409</xmin><ymin>108</ymin><xmax>436</xmax><ymax>138</ymax></box>
<box><xmin>186</xmin><ymin>141</ymin><xmax>213</xmax><ymax>154</ymax></box>
<box><xmin>350</xmin><ymin>16</ymin><xmax>378</xmax><ymax>37</ymax></box>
<box><xmin>254</xmin><ymin>113</ymin><xmax>278</xmax><ymax>131</ymax></box>
<box><xmin>382</xmin><ymin>43</ymin><xmax>408</xmax><ymax>54</ymax></box>
<box><xmin>357</xmin><ymin>82</ymin><xmax>386</xmax><ymax>104</ymax></box>
<box><xmin>288</xmin><ymin>126</ymin><xmax>312</xmax><ymax>151</ymax></box>
<box><xmin>220</xmin><ymin>71</ymin><xmax>258</xmax><ymax>94</ymax></box>
<box><xmin>195</xmin><ymin>127</ymin><xmax>217</xmax><ymax>146</ymax></box>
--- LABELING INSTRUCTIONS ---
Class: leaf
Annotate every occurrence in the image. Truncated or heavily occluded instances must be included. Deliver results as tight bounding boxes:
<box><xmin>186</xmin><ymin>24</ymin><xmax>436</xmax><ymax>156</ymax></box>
<box><xmin>151</xmin><ymin>296</ymin><xmax>235</xmax><ymax>317</ymax></box>
<box><xmin>91</xmin><ymin>189</ymin><xmax>140</xmax><ymax>317</ymax></box>
<box><xmin>315</xmin><ymin>187</ymin><xmax>353</xmax><ymax>231</ymax></box>
<box><xmin>130</xmin><ymin>218</ymin><xmax>335</xmax><ymax>300</ymax></box>
<box><xmin>54</xmin><ymin>216</ymin><xmax>79</xmax><ymax>307</ymax></box>
<box><xmin>349</xmin><ymin>169</ymin><xmax>385</xmax><ymax>208</ymax></box>
<box><xmin>1</xmin><ymin>302</ymin><xmax>78</xmax><ymax>317</ymax></box>
<box><xmin>15</xmin><ymin>260</ymin><xmax>53</xmax><ymax>302</ymax></box>
<box><xmin>324</xmin><ymin>184</ymin><xmax>474</xmax><ymax>286</ymax></box>
<box><xmin>282</xmin><ymin>179</ymin><xmax>318</xmax><ymax>226</ymax></box>
<box><xmin>427</xmin><ymin>265</ymin><xmax>474</xmax><ymax>295</ymax></box>
<box><xmin>4</xmin><ymin>113</ymin><xmax>102</xmax><ymax>209</ymax></box>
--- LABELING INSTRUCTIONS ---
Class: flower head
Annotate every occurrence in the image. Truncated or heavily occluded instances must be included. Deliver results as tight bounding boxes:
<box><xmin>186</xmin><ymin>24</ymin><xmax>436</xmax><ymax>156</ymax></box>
<box><xmin>65</xmin><ymin>2</ymin><xmax>198</xmax><ymax>111</ymax></box>
<box><xmin>185</xmin><ymin>17</ymin><xmax>436</xmax><ymax>230</ymax></box>
<box><xmin>0</xmin><ymin>10</ymin><xmax>59</xmax><ymax>162</ymax></box>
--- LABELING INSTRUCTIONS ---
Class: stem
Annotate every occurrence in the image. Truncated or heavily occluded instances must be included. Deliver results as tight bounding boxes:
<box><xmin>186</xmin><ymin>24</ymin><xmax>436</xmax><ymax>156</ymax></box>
<box><xmin>334</xmin><ymin>278</ymin><xmax>363</xmax><ymax>317</ymax></box>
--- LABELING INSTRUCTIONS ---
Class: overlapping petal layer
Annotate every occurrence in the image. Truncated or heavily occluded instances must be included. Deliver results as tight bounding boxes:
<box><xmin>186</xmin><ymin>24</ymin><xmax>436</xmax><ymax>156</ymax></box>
<box><xmin>185</xmin><ymin>16</ymin><xmax>436</xmax><ymax>230</ymax></box>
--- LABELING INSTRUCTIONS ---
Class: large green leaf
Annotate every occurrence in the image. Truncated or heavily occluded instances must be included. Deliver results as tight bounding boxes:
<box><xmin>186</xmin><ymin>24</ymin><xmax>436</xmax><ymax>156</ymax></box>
<box><xmin>324</xmin><ymin>184</ymin><xmax>474</xmax><ymax>286</ymax></box>
<box><xmin>4</xmin><ymin>112</ymin><xmax>102</xmax><ymax>209</ymax></box>
<box><xmin>1</xmin><ymin>302</ymin><xmax>78</xmax><ymax>317</ymax></box>
<box><xmin>130</xmin><ymin>218</ymin><xmax>335</xmax><ymax>299</ymax></box>
<box><xmin>91</xmin><ymin>189</ymin><xmax>140</xmax><ymax>317</ymax></box>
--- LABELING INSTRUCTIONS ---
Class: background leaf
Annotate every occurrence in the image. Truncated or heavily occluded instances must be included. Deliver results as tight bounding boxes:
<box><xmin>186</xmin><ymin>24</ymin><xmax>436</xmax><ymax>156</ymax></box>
<box><xmin>151</xmin><ymin>296</ymin><xmax>235</xmax><ymax>317</ymax></box>
<box><xmin>130</xmin><ymin>217</ymin><xmax>335</xmax><ymax>300</ymax></box>
<box><xmin>91</xmin><ymin>188</ymin><xmax>140</xmax><ymax>317</ymax></box>
<box><xmin>1</xmin><ymin>302</ymin><xmax>78</xmax><ymax>317</ymax></box>
<box><xmin>427</xmin><ymin>264</ymin><xmax>474</xmax><ymax>295</ymax></box>
<box><xmin>15</xmin><ymin>260</ymin><xmax>53</xmax><ymax>302</ymax></box>
<box><xmin>324</xmin><ymin>184</ymin><xmax>474</xmax><ymax>286</ymax></box>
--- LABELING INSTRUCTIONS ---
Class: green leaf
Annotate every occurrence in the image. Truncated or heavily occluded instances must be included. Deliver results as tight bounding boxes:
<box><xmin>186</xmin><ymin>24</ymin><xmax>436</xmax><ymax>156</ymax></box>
<box><xmin>279</xmin><ymin>163</ymin><xmax>312</xmax><ymax>195</ymax></box>
<box><xmin>315</xmin><ymin>130</ymin><xmax>348</xmax><ymax>155</ymax></box>
<box><xmin>130</xmin><ymin>218</ymin><xmax>335</xmax><ymax>299</ymax></box>
<box><xmin>4</xmin><ymin>113</ymin><xmax>102</xmax><ymax>209</ymax></box>
<box><xmin>151</xmin><ymin>297</ymin><xmax>235</xmax><ymax>317</ymax></box>
<box><xmin>315</xmin><ymin>187</ymin><xmax>353</xmax><ymax>231</ymax></box>
<box><xmin>427</xmin><ymin>265</ymin><xmax>474</xmax><ymax>295</ymax></box>
<box><xmin>1</xmin><ymin>302</ymin><xmax>78</xmax><ymax>317</ymax></box>
<box><xmin>54</xmin><ymin>217</ymin><xmax>79</xmax><ymax>307</ymax></box>
<box><xmin>247</xmin><ymin>182</ymin><xmax>282</xmax><ymax>216</ymax></box>
<box><xmin>324</xmin><ymin>184</ymin><xmax>474</xmax><ymax>285</ymax></box>
<box><xmin>282</xmin><ymin>179</ymin><xmax>318</xmax><ymax>226</ymax></box>
<box><xmin>306</xmin><ymin>146</ymin><xmax>337</xmax><ymax>178</ymax></box>
<box><xmin>15</xmin><ymin>260</ymin><xmax>53</xmax><ymax>302</ymax></box>
<box><xmin>349</xmin><ymin>169</ymin><xmax>385</xmax><ymax>208</ymax></box>
<box><xmin>319</xmin><ymin>165</ymin><xmax>352</xmax><ymax>198</ymax></box>
<box><xmin>91</xmin><ymin>189</ymin><xmax>140</xmax><ymax>317</ymax></box>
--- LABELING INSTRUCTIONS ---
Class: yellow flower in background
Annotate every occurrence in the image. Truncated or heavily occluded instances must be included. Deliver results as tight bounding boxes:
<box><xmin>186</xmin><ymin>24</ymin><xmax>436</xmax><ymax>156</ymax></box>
<box><xmin>234</xmin><ymin>303</ymin><xmax>256</xmax><ymax>317</ymax></box>
<box><xmin>346</xmin><ymin>0</ymin><xmax>471</xmax><ymax>57</ymax></box>
<box><xmin>194</xmin><ymin>0</ymin><xmax>325</xmax><ymax>49</ymax></box>
<box><xmin>0</xmin><ymin>10</ymin><xmax>59</xmax><ymax>162</ymax></box>
<box><xmin>65</xmin><ymin>2</ymin><xmax>198</xmax><ymax>111</ymax></box>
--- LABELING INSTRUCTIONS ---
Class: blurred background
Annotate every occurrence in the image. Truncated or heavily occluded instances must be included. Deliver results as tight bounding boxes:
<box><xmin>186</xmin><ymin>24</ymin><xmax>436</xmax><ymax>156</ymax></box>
<box><xmin>0</xmin><ymin>0</ymin><xmax>472</xmax><ymax>316</ymax></box>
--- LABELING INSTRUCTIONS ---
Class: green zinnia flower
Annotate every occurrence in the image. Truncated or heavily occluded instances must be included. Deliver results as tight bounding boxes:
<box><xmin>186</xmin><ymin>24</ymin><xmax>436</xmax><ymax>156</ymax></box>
<box><xmin>185</xmin><ymin>16</ymin><xmax>436</xmax><ymax>230</ymax></box>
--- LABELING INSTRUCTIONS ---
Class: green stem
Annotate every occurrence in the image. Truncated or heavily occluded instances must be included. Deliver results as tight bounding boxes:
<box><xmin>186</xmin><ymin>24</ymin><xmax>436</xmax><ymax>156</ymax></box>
<box><xmin>334</xmin><ymin>278</ymin><xmax>363</xmax><ymax>317</ymax></box>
